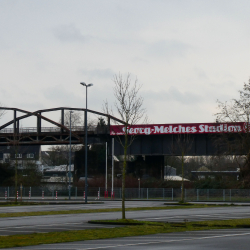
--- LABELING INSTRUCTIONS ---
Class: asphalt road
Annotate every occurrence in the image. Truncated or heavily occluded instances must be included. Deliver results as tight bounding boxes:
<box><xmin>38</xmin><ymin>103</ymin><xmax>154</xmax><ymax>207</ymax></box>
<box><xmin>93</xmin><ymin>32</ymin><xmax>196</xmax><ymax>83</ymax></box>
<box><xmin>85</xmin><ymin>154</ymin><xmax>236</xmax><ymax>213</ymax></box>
<box><xmin>1</xmin><ymin>202</ymin><xmax>250</xmax><ymax>249</ymax></box>
<box><xmin>0</xmin><ymin>204</ymin><xmax>250</xmax><ymax>235</ymax></box>
<box><xmin>0</xmin><ymin>201</ymin><xmax>165</xmax><ymax>213</ymax></box>
<box><xmin>3</xmin><ymin>229</ymin><xmax>250</xmax><ymax>249</ymax></box>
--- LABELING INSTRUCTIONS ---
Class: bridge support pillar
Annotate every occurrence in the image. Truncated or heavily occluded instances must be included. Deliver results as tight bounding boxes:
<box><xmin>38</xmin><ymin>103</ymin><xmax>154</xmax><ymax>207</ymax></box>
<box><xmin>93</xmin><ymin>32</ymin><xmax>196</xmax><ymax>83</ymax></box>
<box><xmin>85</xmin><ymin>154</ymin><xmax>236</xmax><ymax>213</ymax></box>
<box><xmin>37</xmin><ymin>112</ymin><xmax>41</xmax><ymax>134</ymax></box>
<box><xmin>13</xmin><ymin>110</ymin><xmax>19</xmax><ymax>135</ymax></box>
<box><xmin>145</xmin><ymin>155</ymin><xmax>165</xmax><ymax>179</ymax></box>
<box><xmin>61</xmin><ymin>109</ymin><xmax>64</xmax><ymax>133</ymax></box>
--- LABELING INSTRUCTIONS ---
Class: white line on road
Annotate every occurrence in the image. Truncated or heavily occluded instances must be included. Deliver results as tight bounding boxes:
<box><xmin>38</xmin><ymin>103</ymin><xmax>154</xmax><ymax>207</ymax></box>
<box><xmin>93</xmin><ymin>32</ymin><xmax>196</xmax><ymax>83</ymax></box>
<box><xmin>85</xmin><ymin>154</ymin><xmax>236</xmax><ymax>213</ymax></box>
<box><xmin>69</xmin><ymin>231</ymin><xmax>250</xmax><ymax>250</ymax></box>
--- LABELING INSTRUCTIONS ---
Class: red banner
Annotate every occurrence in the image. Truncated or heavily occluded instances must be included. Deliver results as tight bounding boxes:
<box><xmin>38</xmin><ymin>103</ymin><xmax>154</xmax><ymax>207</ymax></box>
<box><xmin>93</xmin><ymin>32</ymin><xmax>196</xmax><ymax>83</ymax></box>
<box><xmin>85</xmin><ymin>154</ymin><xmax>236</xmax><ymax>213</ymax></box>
<box><xmin>110</xmin><ymin>122</ymin><xmax>248</xmax><ymax>135</ymax></box>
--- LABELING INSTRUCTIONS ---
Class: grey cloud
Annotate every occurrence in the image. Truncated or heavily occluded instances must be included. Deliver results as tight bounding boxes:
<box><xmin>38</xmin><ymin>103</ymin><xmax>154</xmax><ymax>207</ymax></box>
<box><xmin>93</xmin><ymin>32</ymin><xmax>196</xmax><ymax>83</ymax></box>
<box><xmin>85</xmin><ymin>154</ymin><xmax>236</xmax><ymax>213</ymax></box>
<box><xmin>43</xmin><ymin>85</ymin><xmax>74</xmax><ymax>101</ymax></box>
<box><xmin>78</xmin><ymin>68</ymin><xmax>116</xmax><ymax>79</ymax></box>
<box><xmin>194</xmin><ymin>68</ymin><xmax>209</xmax><ymax>80</ymax></box>
<box><xmin>146</xmin><ymin>40</ymin><xmax>192</xmax><ymax>59</ymax></box>
<box><xmin>53</xmin><ymin>24</ymin><xmax>87</xmax><ymax>42</ymax></box>
<box><xmin>143</xmin><ymin>86</ymin><xmax>202</xmax><ymax>105</ymax></box>
<box><xmin>131</xmin><ymin>57</ymin><xmax>149</xmax><ymax>63</ymax></box>
<box><xmin>168</xmin><ymin>86</ymin><xmax>202</xmax><ymax>104</ymax></box>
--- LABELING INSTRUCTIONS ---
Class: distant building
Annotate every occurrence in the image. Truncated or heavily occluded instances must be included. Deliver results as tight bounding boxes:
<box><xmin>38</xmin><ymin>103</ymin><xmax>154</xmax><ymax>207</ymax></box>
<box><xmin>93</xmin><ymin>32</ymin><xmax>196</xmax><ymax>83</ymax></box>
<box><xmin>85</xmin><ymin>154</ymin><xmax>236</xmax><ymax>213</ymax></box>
<box><xmin>191</xmin><ymin>166</ymin><xmax>240</xmax><ymax>180</ymax></box>
<box><xmin>0</xmin><ymin>145</ymin><xmax>42</xmax><ymax>169</ymax></box>
<box><xmin>164</xmin><ymin>165</ymin><xmax>176</xmax><ymax>176</ymax></box>
<box><xmin>164</xmin><ymin>165</ymin><xmax>189</xmax><ymax>181</ymax></box>
<box><xmin>41</xmin><ymin>165</ymin><xmax>74</xmax><ymax>190</ymax></box>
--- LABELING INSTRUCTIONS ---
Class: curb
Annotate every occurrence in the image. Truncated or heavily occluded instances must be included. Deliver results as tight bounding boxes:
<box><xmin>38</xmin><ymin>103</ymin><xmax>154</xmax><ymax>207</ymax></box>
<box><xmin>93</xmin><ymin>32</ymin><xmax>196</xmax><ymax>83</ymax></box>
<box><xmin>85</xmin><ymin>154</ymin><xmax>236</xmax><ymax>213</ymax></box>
<box><xmin>88</xmin><ymin>220</ymin><xmax>144</xmax><ymax>226</ymax></box>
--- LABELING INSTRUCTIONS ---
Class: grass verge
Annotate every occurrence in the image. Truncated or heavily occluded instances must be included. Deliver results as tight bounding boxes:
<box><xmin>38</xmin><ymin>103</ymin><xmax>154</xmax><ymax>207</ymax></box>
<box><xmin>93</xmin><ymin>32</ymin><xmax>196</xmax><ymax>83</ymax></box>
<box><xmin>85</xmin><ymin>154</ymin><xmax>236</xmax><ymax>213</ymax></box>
<box><xmin>0</xmin><ymin>218</ymin><xmax>250</xmax><ymax>248</ymax></box>
<box><xmin>0</xmin><ymin>202</ymin><xmax>49</xmax><ymax>206</ymax></box>
<box><xmin>0</xmin><ymin>204</ymin><xmax>234</xmax><ymax>218</ymax></box>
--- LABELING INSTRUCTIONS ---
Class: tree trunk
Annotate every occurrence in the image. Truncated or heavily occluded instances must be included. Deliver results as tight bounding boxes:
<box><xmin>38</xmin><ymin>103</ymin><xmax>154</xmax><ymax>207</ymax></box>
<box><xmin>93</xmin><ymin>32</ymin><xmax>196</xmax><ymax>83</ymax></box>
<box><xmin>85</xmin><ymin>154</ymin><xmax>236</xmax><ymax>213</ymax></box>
<box><xmin>181</xmin><ymin>152</ymin><xmax>184</xmax><ymax>203</ymax></box>
<box><xmin>15</xmin><ymin>144</ymin><xmax>18</xmax><ymax>203</ymax></box>
<box><xmin>15</xmin><ymin>160</ymin><xmax>17</xmax><ymax>203</ymax></box>
<box><xmin>122</xmin><ymin>133</ymin><xmax>128</xmax><ymax>219</ymax></box>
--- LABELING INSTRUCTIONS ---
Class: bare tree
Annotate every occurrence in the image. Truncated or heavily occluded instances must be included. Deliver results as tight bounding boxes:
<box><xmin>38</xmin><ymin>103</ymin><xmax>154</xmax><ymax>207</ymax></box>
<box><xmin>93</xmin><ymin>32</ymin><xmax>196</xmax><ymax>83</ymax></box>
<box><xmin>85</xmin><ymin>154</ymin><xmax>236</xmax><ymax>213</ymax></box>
<box><xmin>215</xmin><ymin>79</ymin><xmax>250</xmax><ymax>185</ymax></box>
<box><xmin>44</xmin><ymin>111</ymin><xmax>95</xmax><ymax>185</ymax></box>
<box><xmin>216</xmin><ymin>79</ymin><xmax>250</xmax><ymax>123</ymax></box>
<box><xmin>11</xmin><ymin>132</ymin><xmax>25</xmax><ymax>202</ymax></box>
<box><xmin>172</xmin><ymin>134</ymin><xmax>193</xmax><ymax>203</ymax></box>
<box><xmin>104</xmin><ymin>73</ymin><xmax>147</xmax><ymax>219</ymax></box>
<box><xmin>0</xmin><ymin>103</ymin><xmax>6</xmax><ymax>120</ymax></box>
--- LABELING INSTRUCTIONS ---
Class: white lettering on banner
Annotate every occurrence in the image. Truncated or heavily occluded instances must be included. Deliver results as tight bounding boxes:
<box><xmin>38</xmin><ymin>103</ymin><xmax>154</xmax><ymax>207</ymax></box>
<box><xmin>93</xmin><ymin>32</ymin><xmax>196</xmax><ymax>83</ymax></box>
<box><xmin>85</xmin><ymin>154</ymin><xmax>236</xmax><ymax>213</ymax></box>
<box><xmin>199</xmin><ymin>125</ymin><xmax>205</xmax><ymax>133</ymax></box>
<box><xmin>121</xmin><ymin>126</ymin><xmax>152</xmax><ymax>135</ymax></box>
<box><xmin>173</xmin><ymin>126</ymin><xmax>178</xmax><ymax>133</ymax></box>
<box><xmin>192</xmin><ymin>127</ymin><xmax>197</xmax><ymax>132</ymax></box>
<box><xmin>164</xmin><ymin>127</ymin><xmax>170</xmax><ymax>133</ymax></box>
<box><xmin>153</xmin><ymin>125</ymin><xmax>198</xmax><ymax>134</ymax></box>
<box><xmin>198</xmin><ymin>124</ymin><xmax>242</xmax><ymax>133</ymax></box>
<box><xmin>154</xmin><ymin>126</ymin><xmax>164</xmax><ymax>133</ymax></box>
<box><xmin>169</xmin><ymin>126</ymin><xmax>173</xmax><ymax>133</ymax></box>
<box><xmin>228</xmin><ymin>125</ymin><xmax>241</xmax><ymax>132</ymax></box>
<box><xmin>111</xmin><ymin>122</ymin><xmax>244</xmax><ymax>135</ymax></box>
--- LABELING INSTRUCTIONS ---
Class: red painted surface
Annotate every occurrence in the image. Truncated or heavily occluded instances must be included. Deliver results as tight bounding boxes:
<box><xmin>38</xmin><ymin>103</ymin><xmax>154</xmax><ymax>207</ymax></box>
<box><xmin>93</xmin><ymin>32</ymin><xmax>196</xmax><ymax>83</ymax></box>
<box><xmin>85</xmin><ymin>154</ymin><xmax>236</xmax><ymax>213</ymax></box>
<box><xmin>110</xmin><ymin>122</ymin><xmax>248</xmax><ymax>135</ymax></box>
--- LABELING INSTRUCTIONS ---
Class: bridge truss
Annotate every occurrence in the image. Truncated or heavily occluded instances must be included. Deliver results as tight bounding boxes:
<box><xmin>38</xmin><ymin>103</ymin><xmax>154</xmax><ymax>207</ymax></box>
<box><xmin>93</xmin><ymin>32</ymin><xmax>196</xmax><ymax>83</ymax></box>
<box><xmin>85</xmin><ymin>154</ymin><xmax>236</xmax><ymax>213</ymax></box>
<box><xmin>0</xmin><ymin>107</ymin><xmax>123</xmax><ymax>146</ymax></box>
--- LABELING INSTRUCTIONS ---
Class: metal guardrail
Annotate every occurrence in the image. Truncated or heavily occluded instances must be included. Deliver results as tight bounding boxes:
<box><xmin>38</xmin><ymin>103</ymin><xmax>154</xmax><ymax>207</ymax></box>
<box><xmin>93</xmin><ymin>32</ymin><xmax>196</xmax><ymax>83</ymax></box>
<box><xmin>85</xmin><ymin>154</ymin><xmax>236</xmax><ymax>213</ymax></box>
<box><xmin>0</xmin><ymin>126</ymin><xmax>100</xmax><ymax>134</ymax></box>
<box><xmin>1</xmin><ymin>187</ymin><xmax>250</xmax><ymax>201</ymax></box>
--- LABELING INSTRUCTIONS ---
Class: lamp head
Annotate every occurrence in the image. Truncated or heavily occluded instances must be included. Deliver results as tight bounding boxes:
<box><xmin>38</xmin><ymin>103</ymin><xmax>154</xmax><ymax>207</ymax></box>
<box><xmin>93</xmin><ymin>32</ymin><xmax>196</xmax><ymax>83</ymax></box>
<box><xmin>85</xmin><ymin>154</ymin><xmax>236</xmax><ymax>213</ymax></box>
<box><xmin>87</xmin><ymin>83</ymin><xmax>93</xmax><ymax>87</ymax></box>
<box><xmin>80</xmin><ymin>82</ymin><xmax>87</xmax><ymax>86</ymax></box>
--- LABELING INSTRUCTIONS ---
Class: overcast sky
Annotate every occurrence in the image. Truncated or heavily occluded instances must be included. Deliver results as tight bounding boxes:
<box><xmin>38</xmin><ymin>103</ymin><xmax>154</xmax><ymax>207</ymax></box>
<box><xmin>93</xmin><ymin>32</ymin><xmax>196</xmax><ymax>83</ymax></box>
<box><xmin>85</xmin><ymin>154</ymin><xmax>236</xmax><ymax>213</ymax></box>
<box><xmin>1</xmin><ymin>0</ymin><xmax>250</xmax><ymax>127</ymax></box>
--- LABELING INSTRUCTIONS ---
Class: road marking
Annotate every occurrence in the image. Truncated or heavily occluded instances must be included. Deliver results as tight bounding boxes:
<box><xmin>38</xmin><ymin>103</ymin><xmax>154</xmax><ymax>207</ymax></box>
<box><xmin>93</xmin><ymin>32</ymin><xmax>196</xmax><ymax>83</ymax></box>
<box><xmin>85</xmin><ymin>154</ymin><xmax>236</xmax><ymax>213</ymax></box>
<box><xmin>72</xmin><ymin>231</ymin><xmax>250</xmax><ymax>250</ymax></box>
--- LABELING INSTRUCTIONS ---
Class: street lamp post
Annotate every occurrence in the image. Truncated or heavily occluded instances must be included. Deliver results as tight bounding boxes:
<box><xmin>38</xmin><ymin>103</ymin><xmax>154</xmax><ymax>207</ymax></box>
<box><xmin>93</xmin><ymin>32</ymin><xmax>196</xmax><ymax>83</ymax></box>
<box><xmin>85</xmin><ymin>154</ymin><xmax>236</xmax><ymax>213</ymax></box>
<box><xmin>80</xmin><ymin>82</ymin><xmax>93</xmax><ymax>203</ymax></box>
<box><xmin>69</xmin><ymin>110</ymin><xmax>73</xmax><ymax>200</ymax></box>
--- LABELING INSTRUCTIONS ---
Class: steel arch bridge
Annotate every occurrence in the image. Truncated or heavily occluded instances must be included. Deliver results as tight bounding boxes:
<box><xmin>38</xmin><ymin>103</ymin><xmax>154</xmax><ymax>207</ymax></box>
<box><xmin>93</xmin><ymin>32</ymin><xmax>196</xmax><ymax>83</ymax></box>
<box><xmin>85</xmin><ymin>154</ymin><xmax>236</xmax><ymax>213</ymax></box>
<box><xmin>0</xmin><ymin>107</ymin><xmax>122</xmax><ymax>146</ymax></box>
<box><xmin>0</xmin><ymin>107</ymin><xmax>241</xmax><ymax>156</ymax></box>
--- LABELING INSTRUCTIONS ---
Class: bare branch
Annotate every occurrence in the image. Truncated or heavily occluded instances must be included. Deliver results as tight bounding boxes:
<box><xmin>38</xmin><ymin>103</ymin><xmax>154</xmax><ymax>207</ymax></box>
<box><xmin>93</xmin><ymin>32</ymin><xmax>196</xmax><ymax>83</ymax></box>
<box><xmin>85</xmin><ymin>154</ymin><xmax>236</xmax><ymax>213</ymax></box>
<box><xmin>214</xmin><ymin>78</ymin><xmax>250</xmax><ymax>186</ymax></box>
<box><xmin>104</xmin><ymin>73</ymin><xmax>147</xmax><ymax>219</ymax></box>
<box><xmin>0</xmin><ymin>103</ymin><xmax>6</xmax><ymax>120</ymax></box>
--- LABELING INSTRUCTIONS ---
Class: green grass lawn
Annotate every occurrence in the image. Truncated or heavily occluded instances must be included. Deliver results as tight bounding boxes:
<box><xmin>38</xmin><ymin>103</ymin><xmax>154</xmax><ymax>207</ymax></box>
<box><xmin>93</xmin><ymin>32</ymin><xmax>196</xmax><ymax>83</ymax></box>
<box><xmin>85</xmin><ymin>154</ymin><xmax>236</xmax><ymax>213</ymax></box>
<box><xmin>0</xmin><ymin>218</ymin><xmax>250</xmax><ymax>248</ymax></box>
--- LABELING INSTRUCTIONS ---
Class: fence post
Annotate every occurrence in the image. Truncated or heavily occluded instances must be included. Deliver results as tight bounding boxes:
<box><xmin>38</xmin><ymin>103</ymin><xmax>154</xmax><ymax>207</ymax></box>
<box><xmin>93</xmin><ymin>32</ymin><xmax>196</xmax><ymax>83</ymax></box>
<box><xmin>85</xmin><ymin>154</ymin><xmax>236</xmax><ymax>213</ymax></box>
<box><xmin>75</xmin><ymin>187</ymin><xmax>77</xmax><ymax>199</ymax></box>
<box><xmin>223</xmin><ymin>189</ymin><xmax>225</xmax><ymax>201</ymax></box>
<box><xmin>172</xmin><ymin>188</ymin><xmax>173</xmax><ymax>201</ymax></box>
<box><xmin>230</xmin><ymin>189</ymin><xmax>231</xmax><ymax>202</ymax></box>
<box><xmin>185</xmin><ymin>189</ymin><xmax>186</xmax><ymax>201</ymax></box>
<box><xmin>207</xmin><ymin>189</ymin><xmax>209</xmax><ymax>201</ymax></box>
<box><xmin>163</xmin><ymin>188</ymin><xmax>165</xmax><ymax>200</ymax></box>
<box><xmin>197</xmin><ymin>189</ymin><xmax>199</xmax><ymax>201</ymax></box>
<box><xmin>8</xmin><ymin>186</ymin><xmax>9</xmax><ymax>199</ymax></box>
<box><xmin>30</xmin><ymin>187</ymin><xmax>31</xmax><ymax>200</ymax></box>
<box><xmin>120</xmin><ymin>188</ymin><xmax>122</xmax><ymax>199</ymax></box>
<box><xmin>147</xmin><ymin>188</ymin><xmax>148</xmax><ymax>200</ymax></box>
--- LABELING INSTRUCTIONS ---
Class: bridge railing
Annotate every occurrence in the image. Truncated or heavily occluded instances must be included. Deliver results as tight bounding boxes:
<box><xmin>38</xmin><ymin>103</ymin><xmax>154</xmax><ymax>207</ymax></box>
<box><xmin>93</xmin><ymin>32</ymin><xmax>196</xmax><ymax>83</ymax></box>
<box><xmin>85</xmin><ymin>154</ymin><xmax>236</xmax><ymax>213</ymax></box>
<box><xmin>0</xmin><ymin>126</ymin><xmax>105</xmax><ymax>134</ymax></box>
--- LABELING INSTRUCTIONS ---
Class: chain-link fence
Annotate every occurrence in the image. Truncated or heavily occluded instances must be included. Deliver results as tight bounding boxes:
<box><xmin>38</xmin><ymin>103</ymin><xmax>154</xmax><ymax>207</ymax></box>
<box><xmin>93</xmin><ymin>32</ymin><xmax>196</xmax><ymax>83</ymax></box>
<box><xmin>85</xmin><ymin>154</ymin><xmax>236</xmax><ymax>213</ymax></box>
<box><xmin>1</xmin><ymin>187</ymin><xmax>250</xmax><ymax>202</ymax></box>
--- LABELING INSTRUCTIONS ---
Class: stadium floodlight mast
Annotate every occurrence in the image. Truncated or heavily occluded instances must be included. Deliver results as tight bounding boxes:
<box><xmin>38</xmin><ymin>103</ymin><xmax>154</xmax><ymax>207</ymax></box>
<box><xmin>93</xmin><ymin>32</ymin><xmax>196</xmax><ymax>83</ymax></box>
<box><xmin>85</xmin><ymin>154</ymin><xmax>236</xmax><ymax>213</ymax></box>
<box><xmin>80</xmin><ymin>82</ymin><xmax>93</xmax><ymax>203</ymax></box>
